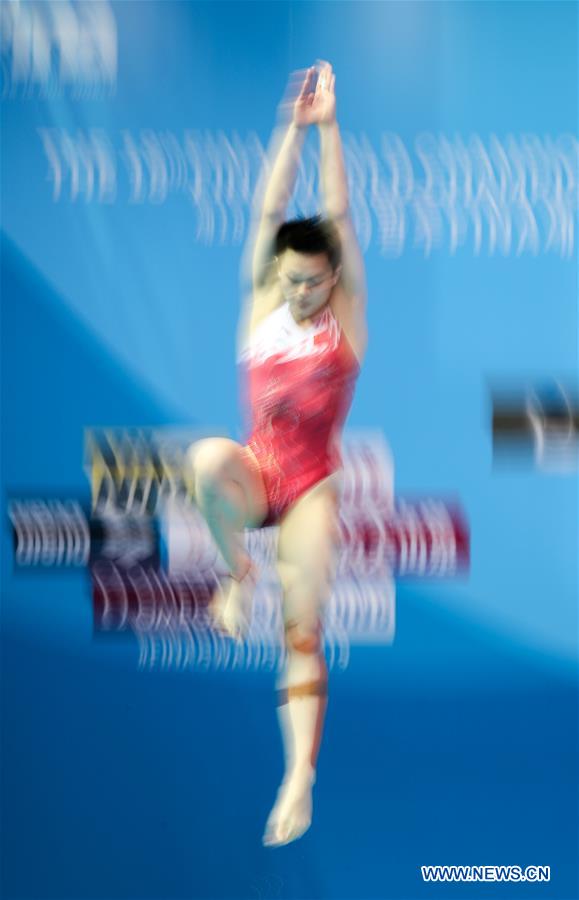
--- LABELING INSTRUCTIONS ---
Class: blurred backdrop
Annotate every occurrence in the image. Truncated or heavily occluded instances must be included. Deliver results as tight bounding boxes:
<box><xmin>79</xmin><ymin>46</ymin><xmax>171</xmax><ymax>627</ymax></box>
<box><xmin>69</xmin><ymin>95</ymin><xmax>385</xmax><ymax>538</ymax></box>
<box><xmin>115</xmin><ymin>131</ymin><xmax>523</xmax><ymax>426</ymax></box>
<box><xmin>1</xmin><ymin>2</ymin><xmax>577</xmax><ymax>899</ymax></box>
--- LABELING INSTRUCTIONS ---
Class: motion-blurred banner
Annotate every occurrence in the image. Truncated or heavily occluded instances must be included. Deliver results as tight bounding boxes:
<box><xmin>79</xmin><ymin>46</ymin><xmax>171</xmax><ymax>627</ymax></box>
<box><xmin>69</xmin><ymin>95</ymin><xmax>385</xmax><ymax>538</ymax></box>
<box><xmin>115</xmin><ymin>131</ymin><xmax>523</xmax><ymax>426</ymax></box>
<box><xmin>1</xmin><ymin>2</ymin><xmax>577</xmax><ymax>899</ymax></box>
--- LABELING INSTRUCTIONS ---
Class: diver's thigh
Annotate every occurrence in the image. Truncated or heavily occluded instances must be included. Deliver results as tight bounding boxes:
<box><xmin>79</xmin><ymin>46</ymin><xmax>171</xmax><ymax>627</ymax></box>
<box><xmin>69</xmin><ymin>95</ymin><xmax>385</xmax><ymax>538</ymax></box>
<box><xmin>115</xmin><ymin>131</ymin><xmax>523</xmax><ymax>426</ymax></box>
<box><xmin>276</xmin><ymin>481</ymin><xmax>340</xmax><ymax>629</ymax></box>
<box><xmin>278</xmin><ymin>479</ymin><xmax>340</xmax><ymax>568</ymax></box>
<box><xmin>188</xmin><ymin>437</ymin><xmax>267</xmax><ymax>527</ymax></box>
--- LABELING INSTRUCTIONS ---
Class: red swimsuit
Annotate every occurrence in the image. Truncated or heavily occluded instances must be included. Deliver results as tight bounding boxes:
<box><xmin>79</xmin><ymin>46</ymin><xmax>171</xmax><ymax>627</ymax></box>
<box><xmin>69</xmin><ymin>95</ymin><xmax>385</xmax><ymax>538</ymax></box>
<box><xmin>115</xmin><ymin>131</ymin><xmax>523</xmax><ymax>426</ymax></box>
<box><xmin>239</xmin><ymin>302</ymin><xmax>360</xmax><ymax>526</ymax></box>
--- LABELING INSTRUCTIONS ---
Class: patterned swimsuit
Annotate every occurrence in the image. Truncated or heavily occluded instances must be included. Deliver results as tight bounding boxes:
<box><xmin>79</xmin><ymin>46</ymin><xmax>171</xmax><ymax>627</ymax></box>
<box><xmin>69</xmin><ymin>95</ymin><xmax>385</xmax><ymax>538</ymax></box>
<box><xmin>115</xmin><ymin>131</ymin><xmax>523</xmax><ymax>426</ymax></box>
<box><xmin>239</xmin><ymin>302</ymin><xmax>360</xmax><ymax>526</ymax></box>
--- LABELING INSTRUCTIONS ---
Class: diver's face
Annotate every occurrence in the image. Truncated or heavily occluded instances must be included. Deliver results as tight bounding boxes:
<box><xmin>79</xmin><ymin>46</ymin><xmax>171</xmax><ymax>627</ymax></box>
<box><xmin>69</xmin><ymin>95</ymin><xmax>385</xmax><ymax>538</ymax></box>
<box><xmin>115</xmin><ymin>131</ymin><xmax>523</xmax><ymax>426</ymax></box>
<box><xmin>277</xmin><ymin>249</ymin><xmax>339</xmax><ymax>320</ymax></box>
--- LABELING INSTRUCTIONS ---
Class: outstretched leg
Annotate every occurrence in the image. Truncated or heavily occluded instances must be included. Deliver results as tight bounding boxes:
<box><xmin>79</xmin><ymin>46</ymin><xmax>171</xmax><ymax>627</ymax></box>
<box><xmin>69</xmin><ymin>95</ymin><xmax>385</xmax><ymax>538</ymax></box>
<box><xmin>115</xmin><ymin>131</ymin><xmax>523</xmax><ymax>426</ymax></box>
<box><xmin>263</xmin><ymin>478</ymin><xmax>339</xmax><ymax>847</ymax></box>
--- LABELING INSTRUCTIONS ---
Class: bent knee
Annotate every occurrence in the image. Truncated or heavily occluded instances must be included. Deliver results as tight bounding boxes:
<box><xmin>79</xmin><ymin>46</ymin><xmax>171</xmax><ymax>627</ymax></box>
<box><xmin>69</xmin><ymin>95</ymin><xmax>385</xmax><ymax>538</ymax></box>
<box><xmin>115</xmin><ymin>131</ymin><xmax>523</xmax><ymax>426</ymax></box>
<box><xmin>285</xmin><ymin>621</ymin><xmax>321</xmax><ymax>654</ymax></box>
<box><xmin>187</xmin><ymin>438</ymin><xmax>240</xmax><ymax>485</ymax></box>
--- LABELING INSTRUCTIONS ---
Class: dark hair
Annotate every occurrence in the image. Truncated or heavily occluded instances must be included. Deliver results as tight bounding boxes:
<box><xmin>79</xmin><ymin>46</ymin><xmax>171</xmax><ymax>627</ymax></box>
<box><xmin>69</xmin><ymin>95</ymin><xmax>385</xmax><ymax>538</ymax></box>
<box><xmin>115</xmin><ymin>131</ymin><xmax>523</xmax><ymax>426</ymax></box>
<box><xmin>275</xmin><ymin>215</ymin><xmax>341</xmax><ymax>271</ymax></box>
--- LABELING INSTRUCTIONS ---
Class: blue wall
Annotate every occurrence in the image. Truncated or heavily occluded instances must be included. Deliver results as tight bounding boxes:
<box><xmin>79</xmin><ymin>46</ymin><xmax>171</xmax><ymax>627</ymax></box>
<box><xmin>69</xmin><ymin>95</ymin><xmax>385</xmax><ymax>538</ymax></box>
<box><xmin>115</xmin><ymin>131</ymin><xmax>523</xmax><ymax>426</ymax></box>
<box><xmin>2</xmin><ymin>2</ymin><xmax>577</xmax><ymax>898</ymax></box>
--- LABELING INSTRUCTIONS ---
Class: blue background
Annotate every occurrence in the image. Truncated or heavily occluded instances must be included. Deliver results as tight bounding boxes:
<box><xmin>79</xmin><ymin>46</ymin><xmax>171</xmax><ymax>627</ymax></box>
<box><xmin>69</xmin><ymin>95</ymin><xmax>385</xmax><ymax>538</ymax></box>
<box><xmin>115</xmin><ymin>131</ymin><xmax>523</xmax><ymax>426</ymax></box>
<box><xmin>1</xmin><ymin>2</ymin><xmax>577</xmax><ymax>898</ymax></box>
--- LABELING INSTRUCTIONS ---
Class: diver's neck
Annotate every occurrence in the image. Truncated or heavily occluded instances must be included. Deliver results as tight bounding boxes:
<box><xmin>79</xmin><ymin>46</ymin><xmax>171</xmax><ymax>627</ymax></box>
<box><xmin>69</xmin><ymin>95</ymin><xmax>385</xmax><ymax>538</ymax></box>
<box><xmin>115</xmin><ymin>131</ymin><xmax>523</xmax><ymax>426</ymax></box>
<box><xmin>288</xmin><ymin>302</ymin><xmax>328</xmax><ymax>329</ymax></box>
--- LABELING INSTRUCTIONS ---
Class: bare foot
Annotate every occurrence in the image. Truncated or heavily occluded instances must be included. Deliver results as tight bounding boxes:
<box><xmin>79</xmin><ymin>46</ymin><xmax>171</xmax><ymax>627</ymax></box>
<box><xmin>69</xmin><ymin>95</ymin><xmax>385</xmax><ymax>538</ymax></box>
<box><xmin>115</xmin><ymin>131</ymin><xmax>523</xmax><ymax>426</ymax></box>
<box><xmin>209</xmin><ymin>565</ymin><xmax>257</xmax><ymax>642</ymax></box>
<box><xmin>262</xmin><ymin>764</ymin><xmax>316</xmax><ymax>847</ymax></box>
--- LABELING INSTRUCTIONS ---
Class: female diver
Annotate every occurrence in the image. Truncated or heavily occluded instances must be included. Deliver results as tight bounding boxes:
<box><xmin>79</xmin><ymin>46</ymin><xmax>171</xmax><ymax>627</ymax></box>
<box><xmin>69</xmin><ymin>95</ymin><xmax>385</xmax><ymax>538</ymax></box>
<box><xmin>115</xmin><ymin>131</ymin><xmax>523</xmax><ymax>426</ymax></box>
<box><xmin>187</xmin><ymin>61</ymin><xmax>367</xmax><ymax>847</ymax></box>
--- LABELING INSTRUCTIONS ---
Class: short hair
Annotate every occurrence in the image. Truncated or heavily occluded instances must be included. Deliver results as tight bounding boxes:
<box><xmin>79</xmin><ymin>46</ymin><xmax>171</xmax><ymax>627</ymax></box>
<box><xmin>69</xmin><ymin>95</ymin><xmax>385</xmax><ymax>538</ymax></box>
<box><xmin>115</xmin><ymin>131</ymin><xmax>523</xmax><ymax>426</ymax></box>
<box><xmin>275</xmin><ymin>215</ymin><xmax>341</xmax><ymax>271</ymax></box>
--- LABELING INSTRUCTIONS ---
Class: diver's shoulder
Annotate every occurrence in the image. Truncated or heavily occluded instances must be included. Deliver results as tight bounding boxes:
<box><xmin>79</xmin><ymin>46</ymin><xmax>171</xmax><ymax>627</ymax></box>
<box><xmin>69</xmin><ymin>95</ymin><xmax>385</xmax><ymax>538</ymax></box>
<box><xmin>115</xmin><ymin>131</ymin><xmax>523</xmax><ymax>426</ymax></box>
<box><xmin>238</xmin><ymin>289</ymin><xmax>287</xmax><ymax>361</ymax></box>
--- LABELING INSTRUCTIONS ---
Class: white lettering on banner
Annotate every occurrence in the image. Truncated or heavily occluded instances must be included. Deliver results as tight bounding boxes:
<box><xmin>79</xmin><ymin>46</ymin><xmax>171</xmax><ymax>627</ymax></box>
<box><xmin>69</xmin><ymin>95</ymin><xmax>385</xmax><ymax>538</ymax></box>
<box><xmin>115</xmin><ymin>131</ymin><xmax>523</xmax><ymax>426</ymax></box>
<box><xmin>2</xmin><ymin>1</ymin><xmax>116</xmax><ymax>98</ymax></box>
<box><xmin>37</xmin><ymin>129</ymin><xmax>577</xmax><ymax>257</ymax></box>
<box><xmin>525</xmin><ymin>384</ymin><xmax>579</xmax><ymax>473</ymax></box>
<box><xmin>92</xmin><ymin>563</ymin><xmax>396</xmax><ymax>673</ymax></box>
<box><xmin>10</xmin><ymin>485</ymin><xmax>464</xmax><ymax>583</ymax></box>
<box><xmin>8</xmin><ymin>500</ymin><xmax>90</xmax><ymax>567</ymax></box>
<box><xmin>38</xmin><ymin>128</ymin><xmax>116</xmax><ymax>202</ymax></box>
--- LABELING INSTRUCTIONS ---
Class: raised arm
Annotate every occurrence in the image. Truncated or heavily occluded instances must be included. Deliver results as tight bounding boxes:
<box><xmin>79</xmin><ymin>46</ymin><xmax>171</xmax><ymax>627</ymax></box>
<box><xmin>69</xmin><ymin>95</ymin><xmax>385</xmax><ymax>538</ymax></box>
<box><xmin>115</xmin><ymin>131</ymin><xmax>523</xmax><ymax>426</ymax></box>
<box><xmin>316</xmin><ymin>62</ymin><xmax>366</xmax><ymax>302</ymax></box>
<box><xmin>245</xmin><ymin>120</ymin><xmax>307</xmax><ymax>291</ymax></box>
<box><xmin>242</xmin><ymin>68</ymin><xmax>318</xmax><ymax>296</ymax></box>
